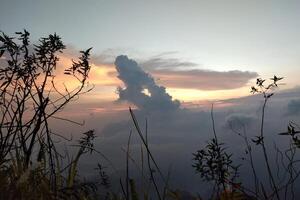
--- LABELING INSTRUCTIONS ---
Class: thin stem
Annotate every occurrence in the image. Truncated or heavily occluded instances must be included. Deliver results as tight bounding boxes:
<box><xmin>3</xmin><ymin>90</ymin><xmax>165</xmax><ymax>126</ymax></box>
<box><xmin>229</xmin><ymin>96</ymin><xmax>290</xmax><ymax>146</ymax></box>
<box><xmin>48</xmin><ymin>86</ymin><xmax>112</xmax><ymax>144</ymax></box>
<box><xmin>260</xmin><ymin>97</ymin><xmax>280</xmax><ymax>200</ymax></box>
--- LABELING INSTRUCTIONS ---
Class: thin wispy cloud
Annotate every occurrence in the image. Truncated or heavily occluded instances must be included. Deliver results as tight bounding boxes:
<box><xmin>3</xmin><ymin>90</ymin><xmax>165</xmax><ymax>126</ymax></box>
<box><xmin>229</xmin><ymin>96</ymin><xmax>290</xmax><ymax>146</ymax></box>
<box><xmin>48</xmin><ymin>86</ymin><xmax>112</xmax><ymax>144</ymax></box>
<box><xmin>141</xmin><ymin>53</ymin><xmax>198</xmax><ymax>70</ymax></box>
<box><xmin>152</xmin><ymin>69</ymin><xmax>258</xmax><ymax>90</ymax></box>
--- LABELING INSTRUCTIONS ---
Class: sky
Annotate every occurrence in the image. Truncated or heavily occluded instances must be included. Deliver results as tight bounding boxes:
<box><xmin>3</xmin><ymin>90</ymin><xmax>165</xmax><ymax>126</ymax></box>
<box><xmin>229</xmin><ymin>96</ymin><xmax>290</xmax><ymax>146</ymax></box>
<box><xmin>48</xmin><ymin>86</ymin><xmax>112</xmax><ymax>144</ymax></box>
<box><xmin>1</xmin><ymin>0</ymin><xmax>300</xmax><ymax>105</ymax></box>
<box><xmin>2</xmin><ymin>0</ymin><xmax>300</xmax><ymax>197</ymax></box>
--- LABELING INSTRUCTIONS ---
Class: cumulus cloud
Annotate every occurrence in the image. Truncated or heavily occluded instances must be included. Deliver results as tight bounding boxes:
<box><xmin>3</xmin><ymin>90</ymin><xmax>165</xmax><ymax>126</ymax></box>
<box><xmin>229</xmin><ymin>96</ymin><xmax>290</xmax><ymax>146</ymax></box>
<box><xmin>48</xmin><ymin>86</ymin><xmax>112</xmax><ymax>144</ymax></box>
<box><xmin>114</xmin><ymin>55</ymin><xmax>180</xmax><ymax>111</ymax></box>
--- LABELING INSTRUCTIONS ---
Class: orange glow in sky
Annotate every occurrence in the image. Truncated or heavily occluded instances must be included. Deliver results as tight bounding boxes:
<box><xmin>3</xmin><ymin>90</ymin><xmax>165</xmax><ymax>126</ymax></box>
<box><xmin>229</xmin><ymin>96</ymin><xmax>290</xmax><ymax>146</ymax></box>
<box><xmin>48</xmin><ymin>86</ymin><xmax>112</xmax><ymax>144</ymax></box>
<box><xmin>166</xmin><ymin>87</ymin><xmax>251</xmax><ymax>102</ymax></box>
<box><xmin>53</xmin><ymin>53</ymin><xmax>255</xmax><ymax>108</ymax></box>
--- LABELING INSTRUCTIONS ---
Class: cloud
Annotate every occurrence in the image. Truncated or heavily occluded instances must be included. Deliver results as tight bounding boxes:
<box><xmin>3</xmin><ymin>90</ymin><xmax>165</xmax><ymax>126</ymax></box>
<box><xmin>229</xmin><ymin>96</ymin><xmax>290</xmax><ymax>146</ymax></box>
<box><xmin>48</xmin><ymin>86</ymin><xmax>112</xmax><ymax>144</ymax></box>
<box><xmin>49</xmin><ymin>68</ymin><xmax>300</xmax><ymax>198</ymax></box>
<box><xmin>140</xmin><ymin>53</ymin><xmax>198</xmax><ymax>70</ymax></box>
<box><xmin>151</xmin><ymin>69</ymin><xmax>258</xmax><ymax>90</ymax></box>
<box><xmin>286</xmin><ymin>99</ymin><xmax>300</xmax><ymax>115</ymax></box>
<box><xmin>53</xmin><ymin>83</ymin><xmax>300</xmax><ymax>198</ymax></box>
<box><xmin>91</xmin><ymin>50</ymin><xmax>199</xmax><ymax>71</ymax></box>
<box><xmin>97</xmin><ymin>94</ymin><xmax>297</xmax><ymax>197</ymax></box>
<box><xmin>91</xmin><ymin>51</ymin><xmax>258</xmax><ymax>92</ymax></box>
<box><xmin>114</xmin><ymin>55</ymin><xmax>180</xmax><ymax>111</ymax></box>
<box><xmin>138</xmin><ymin>52</ymin><xmax>258</xmax><ymax>90</ymax></box>
<box><xmin>91</xmin><ymin>48</ymin><xmax>120</xmax><ymax>65</ymax></box>
<box><xmin>225</xmin><ymin>113</ymin><xmax>257</xmax><ymax>131</ymax></box>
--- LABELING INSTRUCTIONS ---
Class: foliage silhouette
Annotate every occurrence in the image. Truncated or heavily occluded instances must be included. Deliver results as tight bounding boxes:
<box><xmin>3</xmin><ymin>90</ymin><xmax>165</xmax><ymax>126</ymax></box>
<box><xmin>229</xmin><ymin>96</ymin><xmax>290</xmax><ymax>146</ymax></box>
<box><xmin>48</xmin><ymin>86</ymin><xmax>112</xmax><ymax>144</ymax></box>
<box><xmin>192</xmin><ymin>76</ymin><xmax>300</xmax><ymax>200</ymax></box>
<box><xmin>193</xmin><ymin>105</ymin><xmax>240</xmax><ymax>200</ymax></box>
<box><xmin>0</xmin><ymin>30</ymin><xmax>97</xmax><ymax>199</ymax></box>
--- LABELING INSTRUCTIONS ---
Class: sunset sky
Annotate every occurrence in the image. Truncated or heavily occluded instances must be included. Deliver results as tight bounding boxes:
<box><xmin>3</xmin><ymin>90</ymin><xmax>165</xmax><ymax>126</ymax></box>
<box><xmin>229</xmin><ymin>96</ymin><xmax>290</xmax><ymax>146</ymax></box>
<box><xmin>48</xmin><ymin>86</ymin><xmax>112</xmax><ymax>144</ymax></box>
<box><xmin>2</xmin><ymin>1</ymin><xmax>300</xmax><ymax>196</ymax></box>
<box><xmin>1</xmin><ymin>0</ymin><xmax>300</xmax><ymax>108</ymax></box>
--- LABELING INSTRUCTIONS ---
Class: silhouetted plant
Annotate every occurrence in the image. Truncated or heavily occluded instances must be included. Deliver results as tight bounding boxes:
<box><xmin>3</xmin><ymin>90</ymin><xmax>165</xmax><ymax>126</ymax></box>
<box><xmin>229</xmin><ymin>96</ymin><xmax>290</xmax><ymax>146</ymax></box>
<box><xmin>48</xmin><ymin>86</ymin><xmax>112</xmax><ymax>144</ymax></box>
<box><xmin>223</xmin><ymin>76</ymin><xmax>300</xmax><ymax>200</ymax></box>
<box><xmin>0</xmin><ymin>30</ymin><xmax>95</xmax><ymax>199</ymax></box>
<box><xmin>250</xmin><ymin>76</ymin><xmax>283</xmax><ymax>199</ymax></box>
<box><xmin>127</xmin><ymin>108</ymin><xmax>168</xmax><ymax>200</ymax></box>
<box><xmin>191</xmin><ymin>76</ymin><xmax>300</xmax><ymax>200</ymax></box>
<box><xmin>279</xmin><ymin>122</ymin><xmax>300</xmax><ymax>148</ymax></box>
<box><xmin>193</xmin><ymin>105</ymin><xmax>240</xmax><ymax>200</ymax></box>
<box><xmin>193</xmin><ymin>138</ymin><xmax>238</xmax><ymax>185</ymax></box>
<box><xmin>95</xmin><ymin>163</ymin><xmax>112</xmax><ymax>199</ymax></box>
<box><xmin>227</xmin><ymin>118</ymin><xmax>260</xmax><ymax>197</ymax></box>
